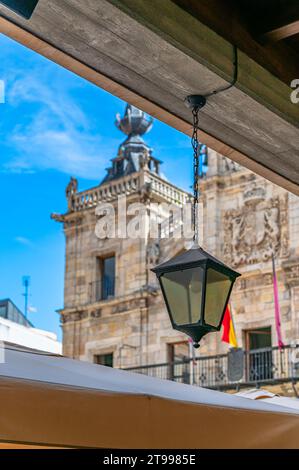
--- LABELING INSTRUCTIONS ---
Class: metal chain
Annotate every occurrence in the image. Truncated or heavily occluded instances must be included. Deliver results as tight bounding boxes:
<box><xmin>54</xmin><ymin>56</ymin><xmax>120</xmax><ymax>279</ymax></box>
<box><xmin>191</xmin><ymin>106</ymin><xmax>200</xmax><ymax>244</ymax></box>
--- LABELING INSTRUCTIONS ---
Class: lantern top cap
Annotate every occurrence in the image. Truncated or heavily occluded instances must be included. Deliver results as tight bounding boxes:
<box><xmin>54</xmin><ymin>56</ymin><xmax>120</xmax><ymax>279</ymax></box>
<box><xmin>151</xmin><ymin>246</ymin><xmax>240</xmax><ymax>279</ymax></box>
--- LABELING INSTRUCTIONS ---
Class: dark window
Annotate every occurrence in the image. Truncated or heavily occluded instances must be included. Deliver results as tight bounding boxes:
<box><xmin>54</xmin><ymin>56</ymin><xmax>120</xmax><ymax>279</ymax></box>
<box><xmin>102</xmin><ymin>256</ymin><xmax>115</xmax><ymax>300</ymax></box>
<box><xmin>167</xmin><ymin>342</ymin><xmax>190</xmax><ymax>384</ymax></box>
<box><xmin>245</xmin><ymin>327</ymin><xmax>272</xmax><ymax>382</ymax></box>
<box><xmin>116</xmin><ymin>160</ymin><xmax>123</xmax><ymax>175</ymax></box>
<box><xmin>94</xmin><ymin>353</ymin><xmax>113</xmax><ymax>367</ymax></box>
<box><xmin>0</xmin><ymin>304</ymin><xmax>7</xmax><ymax>319</ymax></box>
<box><xmin>0</xmin><ymin>299</ymin><xmax>32</xmax><ymax>327</ymax></box>
<box><xmin>94</xmin><ymin>255</ymin><xmax>116</xmax><ymax>302</ymax></box>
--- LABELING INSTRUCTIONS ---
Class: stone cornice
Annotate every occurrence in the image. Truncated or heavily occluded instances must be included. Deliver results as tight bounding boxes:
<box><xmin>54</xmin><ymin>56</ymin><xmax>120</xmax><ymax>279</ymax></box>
<box><xmin>59</xmin><ymin>289</ymin><xmax>156</xmax><ymax>323</ymax></box>
<box><xmin>57</xmin><ymin>170</ymin><xmax>190</xmax><ymax>222</ymax></box>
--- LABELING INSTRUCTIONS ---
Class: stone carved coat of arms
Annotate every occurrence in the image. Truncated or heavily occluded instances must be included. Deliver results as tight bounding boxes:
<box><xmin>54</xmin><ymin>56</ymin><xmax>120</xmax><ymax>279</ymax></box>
<box><xmin>223</xmin><ymin>189</ymin><xmax>288</xmax><ymax>268</ymax></box>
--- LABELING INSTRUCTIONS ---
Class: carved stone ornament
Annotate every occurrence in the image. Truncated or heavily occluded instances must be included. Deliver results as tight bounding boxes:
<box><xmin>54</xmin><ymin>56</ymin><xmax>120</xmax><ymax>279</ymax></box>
<box><xmin>223</xmin><ymin>185</ymin><xmax>289</xmax><ymax>268</ymax></box>
<box><xmin>222</xmin><ymin>156</ymin><xmax>241</xmax><ymax>174</ymax></box>
<box><xmin>283</xmin><ymin>263</ymin><xmax>299</xmax><ymax>287</ymax></box>
<box><xmin>147</xmin><ymin>240</ymin><xmax>161</xmax><ymax>265</ymax></box>
<box><xmin>139</xmin><ymin>182</ymin><xmax>152</xmax><ymax>203</ymax></box>
<box><xmin>50</xmin><ymin>212</ymin><xmax>65</xmax><ymax>223</ymax></box>
<box><xmin>61</xmin><ymin>310</ymin><xmax>87</xmax><ymax>323</ymax></box>
<box><xmin>139</xmin><ymin>148</ymin><xmax>151</xmax><ymax>170</ymax></box>
<box><xmin>66</xmin><ymin>177</ymin><xmax>78</xmax><ymax>210</ymax></box>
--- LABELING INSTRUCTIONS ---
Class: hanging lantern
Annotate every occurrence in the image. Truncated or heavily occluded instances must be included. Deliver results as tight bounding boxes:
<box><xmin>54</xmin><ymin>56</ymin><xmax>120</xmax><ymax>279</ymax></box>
<box><xmin>151</xmin><ymin>95</ymin><xmax>240</xmax><ymax>348</ymax></box>
<box><xmin>151</xmin><ymin>246</ymin><xmax>240</xmax><ymax>348</ymax></box>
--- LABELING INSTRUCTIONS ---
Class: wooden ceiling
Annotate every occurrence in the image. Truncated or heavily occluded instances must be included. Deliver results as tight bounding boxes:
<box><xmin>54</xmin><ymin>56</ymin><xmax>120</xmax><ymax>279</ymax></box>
<box><xmin>0</xmin><ymin>0</ymin><xmax>298</xmax><ymax>195</ymax></box>
<box><xmin>174</xmin><ymin>0</ymin><xmax>299</xmax><ymax>86</ymax></box>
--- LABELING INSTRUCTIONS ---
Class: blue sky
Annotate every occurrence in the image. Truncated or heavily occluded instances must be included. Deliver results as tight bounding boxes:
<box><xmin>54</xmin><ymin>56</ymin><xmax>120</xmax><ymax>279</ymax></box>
<box><xmin>0</xmin><ymin>33</ymin><xmax>192</xmax><ymax>340</ymax></box>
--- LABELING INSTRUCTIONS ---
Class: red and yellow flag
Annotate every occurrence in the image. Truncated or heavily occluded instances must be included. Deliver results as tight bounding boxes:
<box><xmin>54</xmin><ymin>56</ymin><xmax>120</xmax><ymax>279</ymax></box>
<box><xmin>221</xmin><ymin>305</ymin><xmax>238</xmax><ymax>348</ymax></box>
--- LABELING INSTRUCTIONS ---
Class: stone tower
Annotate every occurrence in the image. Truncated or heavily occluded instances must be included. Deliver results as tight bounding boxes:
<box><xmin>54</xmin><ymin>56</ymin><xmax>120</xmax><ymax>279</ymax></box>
<box><xmin>52</xmin><ymin>104</ymin><xmax>190</xmax><ymax>367</ymax></box>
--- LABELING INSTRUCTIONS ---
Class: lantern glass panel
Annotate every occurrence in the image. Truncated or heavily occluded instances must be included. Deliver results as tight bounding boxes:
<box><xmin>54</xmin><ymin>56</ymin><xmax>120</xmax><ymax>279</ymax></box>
<box><xmin>160</xmin><ymin>266</ymin><xmax>204</xmax><ymax>326</ymax></box>
<box><xmin>204</xmin><ymin>268</ymin><xmax>232</xmax><ymax>327</ymax></box>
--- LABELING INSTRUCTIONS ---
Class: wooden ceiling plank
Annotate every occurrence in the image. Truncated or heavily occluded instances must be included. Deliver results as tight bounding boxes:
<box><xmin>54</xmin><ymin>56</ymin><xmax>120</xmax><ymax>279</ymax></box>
<box><xmin>262</xmin><ymin>20</ymin><xmax>299</xmax><ymax>43</ymax></box>
<box><xmin>253</xmin><ymin>0</ymin><xmax>299</xmax><ymax>41</ymax></box>
<box><xmin>0</xmin><ymin>0</ymin><xmax>298</xmax><ymax>196</ymax></box>
<box><xmin>173</xmin><ymin>0</ymin><xmax>299</xmax><ymax>85</ymax></box>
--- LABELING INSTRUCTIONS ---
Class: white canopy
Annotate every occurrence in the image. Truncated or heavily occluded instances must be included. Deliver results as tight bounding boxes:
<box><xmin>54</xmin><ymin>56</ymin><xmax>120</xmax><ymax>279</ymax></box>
<box><xmin>236</xmin><ymin>388</ymin><xmax>299</xmax><ymax>411</ymax></box>
<box><xmin>0</xmin><ymin>344</ymin><xmax>299</xmax><ymax>448</ymax></box>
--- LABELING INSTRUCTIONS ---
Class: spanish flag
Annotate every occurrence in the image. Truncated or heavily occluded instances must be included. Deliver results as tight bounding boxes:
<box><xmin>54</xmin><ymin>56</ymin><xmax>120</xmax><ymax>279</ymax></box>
<box><xmin>222</xmin><ymin>304</ymin><xmax>238</xmax><ymax>348</ymax></box>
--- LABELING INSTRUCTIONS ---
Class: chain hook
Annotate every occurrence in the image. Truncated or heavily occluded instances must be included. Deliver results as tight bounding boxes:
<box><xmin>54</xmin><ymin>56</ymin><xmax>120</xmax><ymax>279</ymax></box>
<box><xmin>185</xmin><ymin>94</ymin><xmax>206</xmax><ymax>246</ymax></box>
<box><xmin>191</xmin><ymin>106</ymin><xmax>200</xmax><ymax>244</ymax></box>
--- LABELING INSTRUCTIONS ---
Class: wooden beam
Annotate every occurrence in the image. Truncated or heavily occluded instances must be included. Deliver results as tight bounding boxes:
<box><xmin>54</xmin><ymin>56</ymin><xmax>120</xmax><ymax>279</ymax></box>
<box><xmin>0</xmin><ymin>14</ymin><xmax>298</xmax><ymax>197</ymax></box>
<box><xmin>107</xmin><ymin>0</ymin><xmax>298</xmax><ymax>124</ymax></box>
<box><xmin>173</xmin><ymin>0</ymin><xmax>299</xmax><ymax>85</ymax></box>
<box><xmin>251</xmin><ymin>0</ymin><xmax>299</xmax><ymax>43</ymax></box>
<box><xmin>262</xmin><ymin>20</ymin><xmax>299</xmax><ymax>43</ymax></box>
<box><xmin>237</xmin><ymin>0</ymin><xmax>299</xmax><ymax>43</ymax></box>
<box><xmin>0</xmin><ymin>0</ymin><xmax>298</xmax><ymax>198</ymax></box>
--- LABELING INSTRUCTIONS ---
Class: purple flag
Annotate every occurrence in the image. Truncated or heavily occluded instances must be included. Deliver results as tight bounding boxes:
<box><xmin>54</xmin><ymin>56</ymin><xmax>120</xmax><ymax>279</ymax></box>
<box><xmin>272</xmin><ymin>254</ymin><xmax>284</xmax><ymax>349</ymax></box>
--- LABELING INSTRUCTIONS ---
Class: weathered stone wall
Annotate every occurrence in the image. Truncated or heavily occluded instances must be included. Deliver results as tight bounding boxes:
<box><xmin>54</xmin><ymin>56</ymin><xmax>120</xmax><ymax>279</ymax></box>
<box><xmin>195</xmin><ymin>150</ymin><xmax>299</xmax><ymax>358</ymax></box>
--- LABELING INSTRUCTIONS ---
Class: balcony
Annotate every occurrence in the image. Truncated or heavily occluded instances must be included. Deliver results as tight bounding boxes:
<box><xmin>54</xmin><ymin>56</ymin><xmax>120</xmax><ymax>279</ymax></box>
<box><xmin>125</xmin><ymin>345</ymin><xmax>299</xmax><ymax>391</ymax></box>
<box><xmin>89</xmin><ymin>277</ymin><xmax>115</xmax><ymax>303</ymax></box>
<box><xmin>67</xmin><ymin>171</ymin><xmax>190</xmax><ymax>213</ymax></box>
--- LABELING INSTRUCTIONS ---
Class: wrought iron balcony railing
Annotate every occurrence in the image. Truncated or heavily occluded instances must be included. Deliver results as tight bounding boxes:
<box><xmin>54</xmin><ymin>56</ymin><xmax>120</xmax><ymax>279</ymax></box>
<box><xmin>125</xmin><ymin>345</ymin><xmax>299</xmax><ymax>390</ymax></box>
<box><xmin>89</xmin><ymin>277</ymin><xmax>115</xmax><ymax>303</ymax></box>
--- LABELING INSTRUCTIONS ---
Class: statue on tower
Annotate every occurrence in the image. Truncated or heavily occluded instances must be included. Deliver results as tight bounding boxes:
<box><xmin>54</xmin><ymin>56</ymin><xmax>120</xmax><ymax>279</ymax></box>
<box><xmin>101</xmin><ymin>104</ymin><xmax>162</xmax><ymax>184</ymax></box>
<box><xmin>65</xmin><ymin>176</ymin><xmax>78</xmax><ymax>211</ymax></box>
<box><xmin>115</xmin><ymin>104</ymin><xmax>153</xmax><ymax>136</ymax></box>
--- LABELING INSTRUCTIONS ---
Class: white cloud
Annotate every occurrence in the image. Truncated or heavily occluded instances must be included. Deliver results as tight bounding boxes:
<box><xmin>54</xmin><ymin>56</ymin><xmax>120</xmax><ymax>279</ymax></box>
<box><xmin>28</xmin><ymin>306</ymin><xmax>38</xmax><ymax>313</ymax></box>
<box><xmin>2</xmin><ymin>75</ymin><xmax>118</xmax><ymax>179</ymax></box>
<box><xmin>14</xmin><ymin>236</ymin><xmax>33</xmax><ymax>247</ymax></box>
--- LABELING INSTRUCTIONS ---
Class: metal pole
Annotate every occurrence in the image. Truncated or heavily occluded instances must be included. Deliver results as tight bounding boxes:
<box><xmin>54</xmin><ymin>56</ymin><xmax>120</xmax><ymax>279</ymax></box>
<box><xmin>24</xmin><ymin>279</ymin><xmax>28</xmax><ymax>318</ymax></box>
<box><xmin>189</xmin><ymin>338</ymin><xmax>196</xmax><ymax>385</ymax></box>
<box><xmin>22</xmin><ymin>276</ymin><xmax>30</xmax><ymax>319</ymax></box>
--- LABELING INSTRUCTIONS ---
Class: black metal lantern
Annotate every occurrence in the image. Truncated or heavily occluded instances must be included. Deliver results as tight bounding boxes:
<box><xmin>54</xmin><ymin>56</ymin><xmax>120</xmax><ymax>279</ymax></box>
<box><xmin>151</xmin><ymin>246</ymin><xmax>240</xmax><ymax>348</ymax></box>
<box><xmin>151</xmin><ymin>95</ymin><xmax>240</xmax><ymax>348</ymax></box>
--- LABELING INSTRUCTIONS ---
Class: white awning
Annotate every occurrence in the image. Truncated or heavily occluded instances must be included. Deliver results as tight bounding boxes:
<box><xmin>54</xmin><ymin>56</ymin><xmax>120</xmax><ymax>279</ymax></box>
<box><xmin>236</xmin><ymin>388</ymin><xmax>299</xmax><ymax>411</ymax></box>
<box><xmin>0</xmin><ymin>344</ymin><xmax>299</xmax><ymax>449</ymax></box>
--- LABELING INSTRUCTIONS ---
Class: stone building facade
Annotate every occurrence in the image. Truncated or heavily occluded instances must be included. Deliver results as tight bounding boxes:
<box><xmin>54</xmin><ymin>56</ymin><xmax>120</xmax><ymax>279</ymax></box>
<box><xmin>198</xmin><ymin>155</ymin><xmax>299</xmax><ymax>355</ymax></box>
<box><xmin>52</xmin><ymin>104</ymin><xmax>299</xmax><ymax>392</ymax></box>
